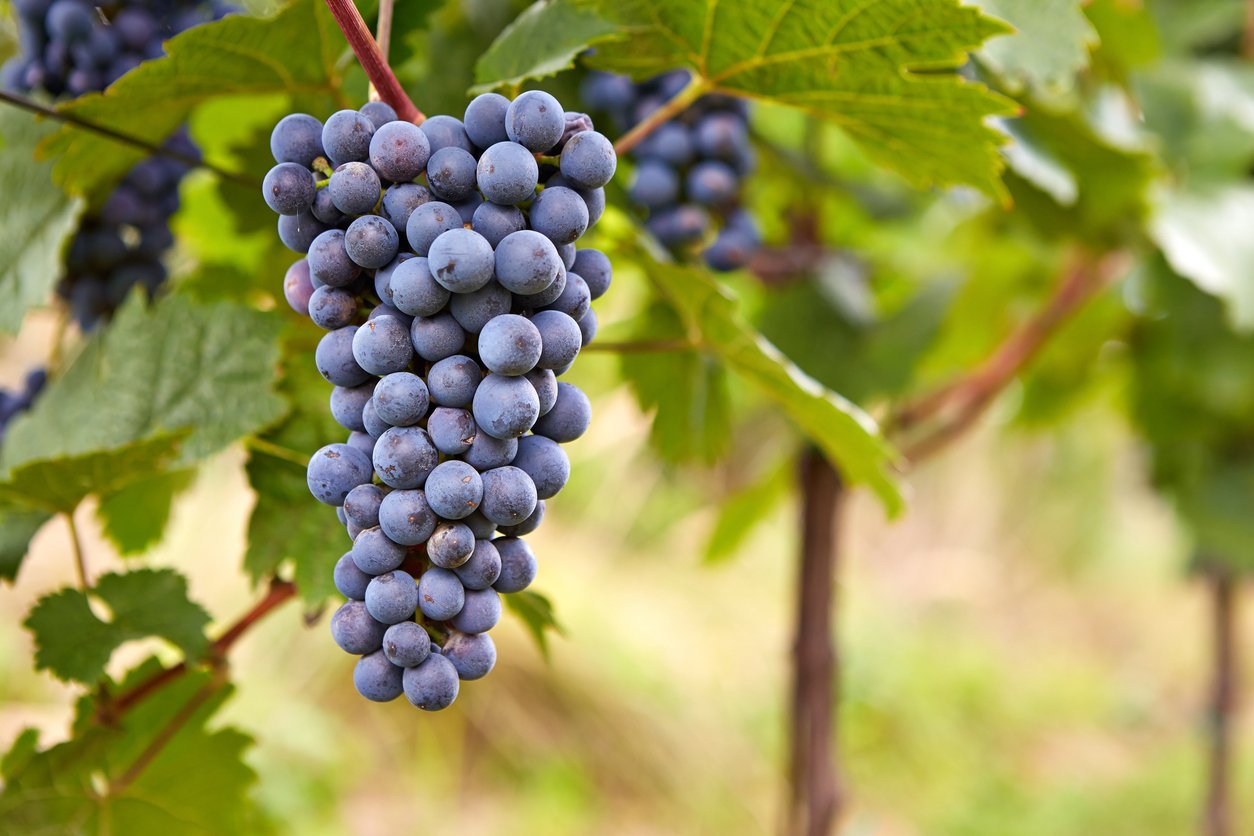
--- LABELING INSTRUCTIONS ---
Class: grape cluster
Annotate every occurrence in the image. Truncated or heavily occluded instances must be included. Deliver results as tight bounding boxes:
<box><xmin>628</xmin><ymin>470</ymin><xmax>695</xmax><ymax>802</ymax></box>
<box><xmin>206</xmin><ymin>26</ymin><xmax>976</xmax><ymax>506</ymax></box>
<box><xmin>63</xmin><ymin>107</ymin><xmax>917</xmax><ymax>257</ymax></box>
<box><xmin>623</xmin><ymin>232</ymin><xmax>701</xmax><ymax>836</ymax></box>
<box><xmin>265</xmin><ymin>91</ymin><xmax>613</xmax><ymax>710</ymax></box>
<box><xmin>1</xmin><ymin>0</ymin><xmax>229</xmax><ymax>329</ymax></box>
<box><xmin>0</xmin><ymin>368</ymin><xmax>47</xmax><ymax>443</ymax></box>
<box><xmin>1</xmin><ymin>0</ymin><xmax>233</xmax><ymax>95</ymax></box>
<box><xmin>581</xmin><ymin>70</ymin><xmax>760</xmax><ymax>272</ymax></box>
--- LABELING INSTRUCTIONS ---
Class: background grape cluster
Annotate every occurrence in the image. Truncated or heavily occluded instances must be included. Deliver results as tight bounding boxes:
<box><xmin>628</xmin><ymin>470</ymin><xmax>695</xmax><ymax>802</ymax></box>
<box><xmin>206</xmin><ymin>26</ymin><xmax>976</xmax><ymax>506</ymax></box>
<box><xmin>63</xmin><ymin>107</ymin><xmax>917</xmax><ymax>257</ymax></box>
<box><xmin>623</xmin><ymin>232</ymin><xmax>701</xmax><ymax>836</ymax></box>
<box><xmin>0</xmin><ymin>368</ymin><xmax>47</xmax><ymax>444</ymax></box>
<box><xmin>1</xmin><ymin>0</ymin><xmax>230</xmax><ymax>328</ymax></box>
<box><xmin>581</xmin><ymin>69</ymin><xmax>761</xmax><ymax>272</ymax></box>
<box><xmin>264</xmin><ymin>91</ymin><xmax>612</xmax><ymax>710</ymax></box>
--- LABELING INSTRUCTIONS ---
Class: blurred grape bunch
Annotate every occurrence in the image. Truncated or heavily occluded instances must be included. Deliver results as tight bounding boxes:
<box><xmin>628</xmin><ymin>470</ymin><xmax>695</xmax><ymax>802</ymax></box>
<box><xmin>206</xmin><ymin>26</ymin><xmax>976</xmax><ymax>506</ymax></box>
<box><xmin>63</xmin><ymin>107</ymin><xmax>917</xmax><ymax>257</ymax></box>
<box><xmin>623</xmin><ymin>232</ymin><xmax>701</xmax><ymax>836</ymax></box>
<box><xmin>0</xmin><ymin>368</ymin><xmax>47</xmax><ymax>443</ymax></box>
<box><xmin>581</xmin><ymin>70</ymin><xmax>761</xmax><ymax>272</ymax></box>
<box><xmin>1</xmin><ymin>0</ymin><xmax>234</xmax><ymax>329</ymax></box>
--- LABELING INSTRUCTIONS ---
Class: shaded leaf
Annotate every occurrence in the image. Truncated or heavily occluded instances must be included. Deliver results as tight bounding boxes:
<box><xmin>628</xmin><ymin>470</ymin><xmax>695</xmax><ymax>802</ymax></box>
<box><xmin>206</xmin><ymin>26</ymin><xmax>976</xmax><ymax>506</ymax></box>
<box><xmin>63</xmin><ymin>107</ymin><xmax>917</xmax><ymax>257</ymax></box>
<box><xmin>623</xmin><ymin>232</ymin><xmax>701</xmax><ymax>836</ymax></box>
<box><xmin>25</xmin><ymin>569</ymin><xmax>211</xmax><ymax>683</ymax></box>
<box><xmin>972</xmin><ymin>0</ymin><xmax>1097</xmax><ymax>96</ymax></box>
<box><xmin>0</xmin><ymin>506</ymin><xmax>53</xmax><ymax>583</ymax></box>
<box><xmin>96</xmin><ymin>470</ymin><xmax>196</xmax><ymax>556</ymax></box>
<box><xmin>473</xmin><ymin>0</ymin><xmax>618</xmax><ymax>93</ymax></box>
<box><xmin>704</xmin><ymin>454</ymin><xmax>793</xmax><ymax>565</ymax></box>
<box><xmin>504</xmin><ymin>589</ymin><xmax>563</xmax><ymax>659</ymax></box>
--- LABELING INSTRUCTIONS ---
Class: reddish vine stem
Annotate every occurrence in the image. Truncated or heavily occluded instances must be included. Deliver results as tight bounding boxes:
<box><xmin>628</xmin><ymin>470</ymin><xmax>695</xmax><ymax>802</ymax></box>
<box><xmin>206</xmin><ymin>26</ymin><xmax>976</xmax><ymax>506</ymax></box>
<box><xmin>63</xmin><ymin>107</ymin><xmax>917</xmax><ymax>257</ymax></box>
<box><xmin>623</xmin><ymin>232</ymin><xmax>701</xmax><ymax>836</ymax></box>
<box><xmin>891</xmin><ymin>251</ymin><xmax>1129</xmax><ymax>462</ymax></box>
<box><xmin>1205</xmin><ymin>570</ymin><xmax>1239</xmax><ymax>836</ymax></box>
<box><xmin>106</xmin><ymin>579</ymin><xmax>296</xmax><ymax>719</ymax></box>
<box><xmin>324</xmin><ymin>0</ymin><xmax>422</xmax><ymax>123</ymax></box>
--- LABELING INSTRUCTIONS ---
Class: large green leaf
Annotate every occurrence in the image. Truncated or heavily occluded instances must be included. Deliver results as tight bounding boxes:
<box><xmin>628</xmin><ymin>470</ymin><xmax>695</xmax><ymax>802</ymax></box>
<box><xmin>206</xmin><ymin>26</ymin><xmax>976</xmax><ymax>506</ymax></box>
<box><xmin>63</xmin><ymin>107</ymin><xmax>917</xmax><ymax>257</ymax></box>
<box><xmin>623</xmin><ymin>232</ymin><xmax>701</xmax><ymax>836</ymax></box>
<box><xmin>483</xmin><ymin>0</ymin><xmax>1015</xmax><ymax>196</ymax></box>
<box><xmin>2</xmin><ymin>293</ymin><xmax>285</xmax><ymax>477</ymax></box>
<box><xmin>473</xmin><ymin>0</ymin><xmax>618</xmax><ymax>92</ymax></box>
<box><xmin>96</xmin><ymin>470</ymin><xmax>197</xmax><ymax>555</ymax></box>
<box><xmin>0</xmin><ymin>659</ymin><xmax>265</xmax><ymax>834</ymax></box>
<box><xmin>42</xmin><ymin>0</ymin><xmax>345</xmax><ymax>197</ymax></box>
<box><xmin>0</xmin><ymin>106</ymin><xmax>84</xmax><ymax>334</ymax></box>
<box><xmin>25</xmin><ymin>569</ymin><xmax>211</xmax><ymax>683</ymax></box>
<box><xmin>972</xmin><ymin>0</ymin><xmax>1097</xmax><ymax>96</ymax></box>
<box><xmin>629</xmin><ymin>257</ymin><xmax>903</xmax><ymax>512</ymax></box>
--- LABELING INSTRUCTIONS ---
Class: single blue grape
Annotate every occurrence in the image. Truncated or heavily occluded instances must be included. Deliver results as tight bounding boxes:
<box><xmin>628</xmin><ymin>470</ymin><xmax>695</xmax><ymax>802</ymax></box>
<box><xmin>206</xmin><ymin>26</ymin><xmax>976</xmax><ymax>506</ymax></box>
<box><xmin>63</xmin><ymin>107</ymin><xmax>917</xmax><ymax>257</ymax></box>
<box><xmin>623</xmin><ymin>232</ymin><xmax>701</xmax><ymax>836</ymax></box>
<box><xmin>542</xmin><ymin>271</ymin><xmax>590</xmax><ymax>322</ymax></box>
<box><xmin>694</xmin><ymin>112</ymin><xmax>749</xmax><ymax>161</ymax></box>
<box><xmin>409</xmin><ymin>312</ymin><xmax>467</xmax><ymax>362</ymax></box>
<box><xmin>425</xmin><ymin>460</ymin><xmax>483</xmax><ymax>520</ymax></box>
<box><xmin>427</xmin><ymin>355</ymin><xmax>482</xmax><ymax>407</ymax></box>
<box><xmin>322</xmin><ymin>109</ymin><xmax>375</xmax><ymax>165</ymax></box>
<box><xmin>381</xmin><ymin>183</ymin><xmax>431</xmax><ymax>232</ymax></box>
<box><xmin>365</xmin><ymin>569</ymin><xmax>419</xmax><ymax>624</ymax></box>
<box><xmin>405</xmin><ymin>201</ymin><xmax>462</xmax><ymax>256</ymax></box>
<box><xmin>505</xmin><ymin>90</ymin><xmax>564</xmax><ymax>152</ymax></box>
<box><xmin>512</xmin><ymin>265</ymin><xmax>566</xmax><ymax>310</ymax></box>
<box><xmin>309</xmin><ymin>285</ymin><xmax>357</xmax><ymax>331</ymax></box>
<box><xmin>453</xmin><ymin>539</ymin><xmax>501</xmax><ymax>591</ymax></box>
<box><xmin>343</xmin><ymin>483</ymin><xmax>385</xmax><ymax>530</ymax></box>
<box><xmin>417</xmin><ymin>567</ymin><xmax>465</xmax><ymax>621</ymax></box>
<box><xmin>479</xmin><ymin>465</ymin><xmax>539</xmax><ymax>527</ymax></box>
<box><xmin>387</xmin><ymin>257</ymin><xmax>447</xmax><ymax>318</ymax></box>
<box><xmin>471</xmin><ymin>201</ymin><xmax>526</xmax><ymax>248</ymax></box>
<box><xmin>352</xmin><ymin>314</ymin><xmax>414</xmax><ymax>375</ymax></box>
<box><xmin>572</xmin><ymin>249</ymin><xmax>611</xmax><ymax>300</ymax></box>
<box><xmin>418</xmin><ymin>114</ymin><xmax>474</xmax><ymax>155</ymax></box>
<box><xmin>331</xmin><ymin>600</ymin><xmax>386</xmax><ymax>654</ymax></box>
<box><xmin>473</xmin><ymin>373</ymin><xmax>540</xmax><ymax>439</ymax></box>
<box><xmin>329</xmin><ymin>381</ymin><xmax>375</xmax><ymax>432</ymax></box>
<box><xmin>452</xmin><ymin>193</ymin><xmax>484</xmax><ymax>225</ymax></box>
<box><xmin>427</xmin><ymin>228</ymin><xmax>495</xmax><ymax>294</ymax></box>
<box><xmin>449</xmin><ymin>281</ymin><xmax>512</xmax><ymax>334</ymax></box>
<box><xmin>479</xmin><ymin>313</ymin><xmax>542</xmax><ymax>376</ymax></box>
<box><xmin>383</xmin><ymin>621</ymin><xmax>432</xmax><ymax>667</ymax></box>
<box><xmin>369</xmin><ymin>303</ymin><xmax>413</xmax><ymax>330</ymax></box>
<box><xmin>428</xmin><ymin>407</ymin><xmax>476</xmax><ymax>455</ymax></box>
<box><xmin>47</xmin><ymin>1</ymin><xmax>94</xmax><ymax>43</ymax></box>
<box><xmin>278</xmin><ymin>211</ymin><xmax>329</xmax><ymax>254</ymax></box>
<box><xmin>528</xmin><ymin>186</ymin><xmax>589</xmax><ymax>245</ymax></box>
<box><xmin>462</xmin><ymin>511</ymin><xmax>499</xmax><ymax>540</ymax></box>
<box><xmin>464</xmin><ymin>93</ymin><xmax>510</xmax><ymax>148</ymax></box>
<box><xmin>497</xmin><ymin>498</ymin><xmax>544</xmax><ymax>537</ymax></box>
<box><xmin>373</xmin><ymin>426</ymin><xmax>439</xmax><ymax>489</ymax></box>
<box><xmin>377</xmin><ymin>489</ymin><xmax>436</xmax><ymax>546</ymax></box>
<box><xmin>402</xmin><ymin>653</ymin><xmax>459</xmax><ymax>710</ymax></box>
<box><xmin>373</xmin><ymin>371</ymin><xmax>429</xmax><ymax>426</ymax></box>
<box><xmin>450</xmin><ymin>588</ymin><xmax>501</xmax><ymax>634</ymax></box>
<box><xmin>347</xmin><ymin>430</ymin><xmax>376</xmax><ymax>459</ymax></box>
<box><xmin>426</xmin><ymin>146</ymin><xmax>479</xmax><ymax>202</ymax></box>
<box><xmin>493</xmin><ymin>536</ymin><xmax>538</xmax><ymax>592</ymax></box>
<box><xmin>428</xmin><ymin>522</ymin><xmax>475</xmax><ymax>568</ymax></box>
<box><xmin>359</xmin><ymin>100</ymin><xmax>399</xmax><ymax>130</ymax></box>
<box><xmin>557</xmin><ymin>242</ymin><xmax>576</xmax><ymax>270</ymax></box>
<box><xmin>511</xmin><ymin>433</ymin><xmax>570</xmax><ymax>499</ymax></box>
<box><xmin>354</xmin><ymin>650</ymin><xmax>404</xmax><ymax>701</ymax></box>
<box><xmin>442</xmin><ymin>631</ymin><xmax>496</xmax><ymax>680</ymax></box>
<box><xmin>558</xmin><ymin>130</ymin><xmax>616</xmax><ymax>189</ymax></box>
<box><xmin>532</xmin><ymin>381</ymin><xmax>591</xmax><ymax>442</ymax></box>
<box><xmin>530</xmin><ymin>309</ymin><xmax>581</xmax><ymax>370</ymax></box>
<box><xmin>284</xmin><ymin>259</ymin><xmax>315</xmax><ymax>315</ymax></box>
<box><xmin>463</xmin><ymin>431</ymin><xmax>518</xmax><ymax>471</ymax></box>
<box><xmin>270</xmin><ymin>113</ymin><xmax>325</xmax><ymax>168</ymax></box>
<box><xmin>262</xmin><ymin>162</ymin><xmax>316</xmax><ymax>215</ymax></box>
<box><xmin>307</xmin><ymin>229</ymin><xmax>361</xmax><ymax>288</ymax></box>
<box><xmin>525</xmin><ymin>368</ymin><xmax>558</xmax><ymax>416</ymax></box>
<box><xmin>628</xmin><ymin>159</ymin><xmax>679</xmax><ymax>208</ymax></box>
<box><xmin>311</xmin><ymin>186</ymin><xmax>346</xmax><ymax>225</ymax></box>
<box><xmin>578</xmin><ymin>307</ymin><xmax>598</xmax><ymax>346</ymax></box>
<box><xmin>334</xmin><ymin>552</ymin><xmax>372</xmax><ymax>600</ymax></box>
<box><xmin>362</xmin><ymin>397</ymin><xmax>391</xmax><ymax>439</ymax></box>
<box><xmin>494</xmin><ymin>230</ymin><xmax>561</xmax><ymax>295</ymax></box>
<box><xmin>329</xmin><ymin>162</ymin><xmax>381</xmax><ymax>216</ymax></box>
<box><xmin>345</xmin><ymin>215</ymin><xmax>400</xmax><ymax>269</ymax></box>
<box><xmin>634</xmin><ymin>121</ymin><xmax>693</xmax><ymax>167</ymax></box>
<box><xmin>306</xmin><ymin>442</ymin><xmax>373</xmax><ymax>505</ymax></box>
<box><xmin>646</xmin><ymin>204</ymin><xmax>709</xmax><ymax>247</ymax></box>
<box><xmin>351</xmin><ymin>526</ymin><xmax>407</xmax><ymax>575</ymax></box>
<box><xmin>476</xmin><ymin>141</ymin><xmax>539</xmax><ymax>205</ymax></box>
<box><xmin>687</xmin><ymin>160</ymin><xmax>738</xmax><ymax>207</ymax></box>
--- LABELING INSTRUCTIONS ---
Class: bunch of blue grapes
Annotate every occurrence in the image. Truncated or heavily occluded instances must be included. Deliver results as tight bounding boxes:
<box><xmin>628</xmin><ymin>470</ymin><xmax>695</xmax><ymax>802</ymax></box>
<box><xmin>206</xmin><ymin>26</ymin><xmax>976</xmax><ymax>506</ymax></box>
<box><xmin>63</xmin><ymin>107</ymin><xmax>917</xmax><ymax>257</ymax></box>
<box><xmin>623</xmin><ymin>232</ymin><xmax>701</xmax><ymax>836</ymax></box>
<box><xmin>581</xmin><ymin>70</ymin><xmax>760</xmax><ymax>272</ymax></box>
<box><xmin>0</xmin><ymin>368</ymin><xmax>47</xmax><ymax>443</ymax></box>
<box><xmin>266</xmin><ymin>91</ymin><xmax>613</xmax><ymax>710</ymax></box>
<box><xmin>1</xmin><ymin>0</ymin><xmax>229</xmax><ymax>329</ymax></box>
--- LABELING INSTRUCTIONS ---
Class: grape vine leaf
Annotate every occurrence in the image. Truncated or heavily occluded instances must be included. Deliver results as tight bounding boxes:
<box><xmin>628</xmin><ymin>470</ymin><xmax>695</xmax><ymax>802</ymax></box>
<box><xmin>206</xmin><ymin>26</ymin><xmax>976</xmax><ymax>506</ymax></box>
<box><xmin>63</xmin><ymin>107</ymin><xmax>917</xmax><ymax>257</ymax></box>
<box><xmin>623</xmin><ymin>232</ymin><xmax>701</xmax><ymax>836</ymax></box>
<box><xmin>619</xmin><ymin>300</ymin><xmax>732</xmax><ymax>465</ymax></box>
<box><xmin>0</xmin><ymin>106</ymin><xmax>84</xmax><ymax>335</ymax></box>
<box><xmin>244</xmin><ymin>348</ymin><xmax>345</xmax><ymax>606</ymax></box>
<box><xmin>1</xmin><ymin>293</ymin><xmax>285</xmax><ymax>478</ymax></box>
<box><xmin>505</xmin><ymin>589</ymin><xmax>563</xmax><ymax>659</ymax></box>
<box><xmin>42</xmin><ymin>0</ymin><xmax>344</xmax><ymax>197</ymax></box>
<box><xmin>0</xmin><ymin>506</ymin><xmax>52</xmax><ymax>583</ymax></box>
<box><xmin>632</xmin><ymin>257</ymin><xmax>904</xmax><ymax>513</ymax></box>
<box><xmin>971</xmin><ymin>0</ymin><xmax>1097</xmax><ymax>96</ymax></box>
<box><xmin>480</xmin><ymin>0</ymin><xmax>1016</xmax><ymax>196</ymax></box>
<box><xmin>25</xmin><ymin>569</ymin><xmax>211</xmax><ymax>683</ymax></box>
<box><xmin>472</xmin><ymin>0</ymin><xmax>619</xmax><ymax>93</ymax></box>
<box><xmin>0</xmin><ymin>659</ymin><xmax>265</xmax><ymax>834</ymax></box>
<box><xmin>704</xmin><ymin>454</ymin><xmax>793</xmax><ymax>565</ymax></box>
<box><xmin>96</xmin><ymin>470</ymin><xmax>197</xmax><ymax>556</ymax></box>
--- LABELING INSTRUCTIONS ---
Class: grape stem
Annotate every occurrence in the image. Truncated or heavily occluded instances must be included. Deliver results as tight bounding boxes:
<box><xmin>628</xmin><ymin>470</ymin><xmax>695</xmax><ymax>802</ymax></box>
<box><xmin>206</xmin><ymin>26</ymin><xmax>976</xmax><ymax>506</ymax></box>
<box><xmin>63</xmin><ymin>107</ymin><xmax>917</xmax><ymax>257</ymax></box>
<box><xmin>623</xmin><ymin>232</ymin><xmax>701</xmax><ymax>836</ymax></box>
<box><xmin>245</xmin><ymin>436</ymin><xmax>310</xmax><ymax>468</ymax></box>
<box><xmin>100</xmin><ymin>578</ymin><xmax>297</xmax><ymax>722</ymax></box>
<box><xmin>0</xmin><ymin>89</ymin><xmax>258</xmax><ymax>187</ymax></box>
<box><xmin>613</xmin><ymin>75</ymin><xmax>711</xmax><ymax>155</ymax></box>
<box><xmin>323</xmin><ymin>0</ymin><xmax>423</xmax><ymax>124</ymax></box>
<box><xmin>64</xmin><ymin>511</ymin><xmax>90</xmax><ymax>590</ymax></box>
<box><xmin>581</xmin><ymin>338</ymin><xmax>697</xmax><ymax>354</ymax></box>
<box><xmin>889</xmin><ymin>250</ymin><xmax>1130</xmax><ymax>462</ymax></box>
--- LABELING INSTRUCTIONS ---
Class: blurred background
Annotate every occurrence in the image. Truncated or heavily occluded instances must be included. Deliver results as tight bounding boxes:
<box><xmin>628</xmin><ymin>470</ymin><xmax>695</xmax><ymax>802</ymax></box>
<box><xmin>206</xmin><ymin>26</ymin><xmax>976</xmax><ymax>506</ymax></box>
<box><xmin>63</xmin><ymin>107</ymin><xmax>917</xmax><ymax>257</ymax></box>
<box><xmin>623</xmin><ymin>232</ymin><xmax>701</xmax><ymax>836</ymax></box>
<box><xmin>3</xmin><ymin>0</ymin><xmax>1254</xmax><ymax>833</ymax></box>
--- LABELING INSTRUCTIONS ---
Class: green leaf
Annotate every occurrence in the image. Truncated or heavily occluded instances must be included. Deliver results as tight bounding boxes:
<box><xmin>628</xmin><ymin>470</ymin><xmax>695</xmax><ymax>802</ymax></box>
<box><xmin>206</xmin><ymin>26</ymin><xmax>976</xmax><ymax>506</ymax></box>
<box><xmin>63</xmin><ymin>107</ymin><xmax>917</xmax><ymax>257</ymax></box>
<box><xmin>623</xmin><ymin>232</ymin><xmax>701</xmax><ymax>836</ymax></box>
<box><xmin>1150</xmin><ymin>184</ymin><xmax>1254</xmax><ymax>332</ymax></box>
<box><xmin>0</xmin><ymin>106</ymin><xmax>84</xmax><ymax>334</ymax></box>
<box><xmin>42</xmin><ymin>0</ymin><xmax>344</xmax><ymax>197</ymax></box>
<box><xmin>2</xmin><ymin>293</ymin><xmax>285</xmax><ymax>478</ymax></box>
<box><xmin>971</xmin><ymin>0</ymin><xmax>1097</xmax><ymax>96</ymax></box>
<box><xmin>0</xmin><ymin>506</ymin><xmax>52</xmax><ymax>583</ymax></box>
<box><xmin>619</xmin><ymin>300</ymin><xmax>732</xmax><ymax>465</ymax></box>
<box><xmin>704</xmin><ymin>455</ymin><xmax>793</xmax><ymax>565</ymax></box>
<box><xmin>504</xmin><ymin>589</ymin><xmax>563</xmax><ymax>659</ymax></box>
<box><xmin>0</xmin><ymin>435</ymin><xmax>185</xmax><ymax>513</ymax></box>
<box><xmin>96</xmin><ymin>470</ymin><xmax>196</xmax><ymax>555</ymax></box>
<box><xmin>25</xmin><ymin>568</ymin><xmax>211</xmax><ymax>683</ymax></box>
<box><xmin>582</xmin><ymin>0</ymin><xmax>1015</xmax><ymax>197</ymax></box>
<box><xmin>244</xmin><ymin>347</ymin><xmax>344</xmax><ymax>606</ymax></box>
<box><xmin>631</xmin><ymin>257</ymin><xmax>903</xmax><ymax>513</ymax></box>
<box><xmin>473</xmin><ymin>0</ymin><xmax>619</xmax><ymax>93</ymax></box>
<box><xmin>0</xmin><ymin>659</ymin><xmax>265</xmax><ymax>834</ymax></box>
